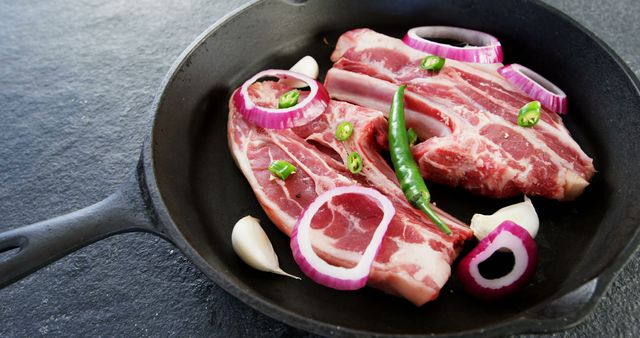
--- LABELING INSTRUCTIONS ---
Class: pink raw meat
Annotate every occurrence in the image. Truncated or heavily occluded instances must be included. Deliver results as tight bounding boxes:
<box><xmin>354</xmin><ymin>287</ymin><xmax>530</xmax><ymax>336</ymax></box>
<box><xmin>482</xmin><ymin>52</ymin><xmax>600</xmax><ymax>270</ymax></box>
<box><xmin>325</xmin><ymin>28</ymin><xmax>595</xmax><ymax>200</ymax></box>
<box><xmin>228</xmin><ymin>80</ymin><xmax>472</xmax><ymax>305</ymax></box>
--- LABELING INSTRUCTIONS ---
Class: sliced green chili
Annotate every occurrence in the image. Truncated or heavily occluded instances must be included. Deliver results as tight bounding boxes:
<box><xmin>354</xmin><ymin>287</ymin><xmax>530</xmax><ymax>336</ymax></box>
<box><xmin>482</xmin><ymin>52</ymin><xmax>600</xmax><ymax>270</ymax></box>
<box><xmin>389</xmin><ymin>85</ymin><xmax>451</xmax><ymax>235</ymax></box>
<box><xmin>268</xmin><ymin>160</ymin><xmax>296</xmax><ymax>180</ymax></box>
<box><xmin>278</xmin><ymin>89</ymin><xmax>300</xmax><ymax>109</ymax></box>
<box><xmin>347</xmin><ymin>151</ymin><xmax>363</xmax><ymax>174</ymax></box>
<box><xmin>517</xmin><ymin>101</ymin><xmax>541</xmax><ymax>128</ymax></box>
<box><xmin>420</xmin><ymin>56</ymin><xmax>445</xmax><ymax>71</ymax></box>
<box><xmin>335</xmin><ymin>121</ymin><xmax>354</xmax><ymax>141</ymax></box>
<box><xmin>407</xmin><ymin>128</ymin><xmax>418</xmax><ymax>146</ymax></box>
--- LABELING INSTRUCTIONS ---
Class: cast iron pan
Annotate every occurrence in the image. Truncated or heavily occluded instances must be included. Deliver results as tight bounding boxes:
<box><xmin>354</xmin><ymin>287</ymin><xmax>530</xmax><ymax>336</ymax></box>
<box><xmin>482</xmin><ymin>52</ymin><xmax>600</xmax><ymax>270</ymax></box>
<box><xmin>1</xmin><ymin>0</ymin><xmax>639</xmax><ymax>336</ymax></box>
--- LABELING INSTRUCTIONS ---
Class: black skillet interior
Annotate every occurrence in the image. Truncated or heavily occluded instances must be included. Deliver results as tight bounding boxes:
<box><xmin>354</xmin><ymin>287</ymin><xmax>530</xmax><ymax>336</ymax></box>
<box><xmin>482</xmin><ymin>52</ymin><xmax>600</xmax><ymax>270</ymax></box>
<box><xmin>150</xmin><ymin>0</ymin><xmax>640</xmax><ymax>335</ymax></box>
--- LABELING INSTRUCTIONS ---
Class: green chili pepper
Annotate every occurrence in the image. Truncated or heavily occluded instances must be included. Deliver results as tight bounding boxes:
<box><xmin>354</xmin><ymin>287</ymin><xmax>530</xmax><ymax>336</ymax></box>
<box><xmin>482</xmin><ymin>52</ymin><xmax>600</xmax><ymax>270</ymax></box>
<box><xmin>517</xmin><ymin>101</ymin><xmax>541</xmax><ymax>127</ymax></box>
<box><xmin>420</xmin><ymin>56</ymin><xmax>445</xmax><ymax>71</ymax></box>
<box><xmin>268</xmin><ymin>160</ymin><xmax>296</xmax><ymax>180</ymax></box>
<box><xmin>278</xmin><ymin>89</ymin><xmax>300</xmax><ymax>109</ymax></box>
<box><xmin>347</xmin><ymin>151</ymin><xmax>363</xmax><ymax>174</ymax></box>
<box><xmin>388</xmin><ymin>85</ymin><xmax>451</xmax><ymax>235</ymax></box>
<box><xmin>407</xmin><ymin>128</ymin><xmax>418</xmax><ymax>146</ymax></box>
<box><xmin>335</xmin><ymin>121</ymin><xmax>354</xmax><ymax>141</ymax></box>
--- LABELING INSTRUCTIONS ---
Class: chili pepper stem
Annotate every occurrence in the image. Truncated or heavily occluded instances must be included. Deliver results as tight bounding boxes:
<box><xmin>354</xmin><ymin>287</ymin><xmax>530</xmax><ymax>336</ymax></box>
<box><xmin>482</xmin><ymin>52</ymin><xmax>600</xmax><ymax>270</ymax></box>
<box><xmin>418</xmin><ymin>201</ymin><xmax>452</xmax><ymax>236</ymax></box>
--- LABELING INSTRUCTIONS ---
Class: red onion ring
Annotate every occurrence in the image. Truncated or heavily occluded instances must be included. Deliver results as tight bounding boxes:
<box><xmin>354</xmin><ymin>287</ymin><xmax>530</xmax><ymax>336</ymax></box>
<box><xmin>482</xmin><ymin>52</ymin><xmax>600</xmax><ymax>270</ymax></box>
<box><xmin>290</xmin><ymin>186</ymin><xmax>395</xmax><ymax>290</ymax></box>
<box><xmin>498</xmin><ymin>64</ymin><xmax>568</xmax><ymax>114</ymax></box>
<box><xmin>403</xmin><ymin>26</ymin><xmax>503</xmax><ymax>64</ymax></box>
<box><xmin>457</xmin><ymin>220</ymin><xmax>537</xmax><ymax>299</ymax></box>
<box><xmin>232</xmin><ymin>69</ymin><xmax>330</xmax><ymax>129</ymax></box>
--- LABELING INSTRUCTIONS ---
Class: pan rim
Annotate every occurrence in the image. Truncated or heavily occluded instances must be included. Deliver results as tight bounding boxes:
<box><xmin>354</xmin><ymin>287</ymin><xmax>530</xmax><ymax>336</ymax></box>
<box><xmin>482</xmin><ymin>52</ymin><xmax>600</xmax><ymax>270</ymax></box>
<box><xmin>140</xmin><ymin>0</ymin><xmax>640</xmax><ymax>336</ymax></box>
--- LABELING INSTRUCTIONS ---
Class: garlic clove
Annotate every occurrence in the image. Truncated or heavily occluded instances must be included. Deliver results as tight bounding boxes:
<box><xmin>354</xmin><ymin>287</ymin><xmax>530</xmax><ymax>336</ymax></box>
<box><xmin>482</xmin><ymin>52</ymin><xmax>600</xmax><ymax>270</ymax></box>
<box><xmin>282</xmin><ymin>55</ymin><xmax>319</xmax><ymax>88</ymax></box>
<box><xmin>231</xmin><ymin>215</ymin><xmax>300</xmax><ymax>279</ymax></box>
<box><xmin>289</xmin><ymin>55</ymin><xmax>319</xmax><ymax>79</ymax></box>
<box><xmin>470</xmin><ymin>196</ymin><xmax>539</xmax><ymax>241</ymax></box>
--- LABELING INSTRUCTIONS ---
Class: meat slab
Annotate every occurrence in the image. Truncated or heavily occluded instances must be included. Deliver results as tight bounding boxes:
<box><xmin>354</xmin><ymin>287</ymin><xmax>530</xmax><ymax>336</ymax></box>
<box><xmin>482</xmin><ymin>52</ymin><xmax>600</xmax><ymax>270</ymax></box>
<box><xmin>228</xmin><ymin>80</ymin><xmax>472</xmax><ymax>305</ymax></box>
<box><xmin>325</xmin><ymin>29</ymin><xmax>595</xmax><ymax>200</ymax></box>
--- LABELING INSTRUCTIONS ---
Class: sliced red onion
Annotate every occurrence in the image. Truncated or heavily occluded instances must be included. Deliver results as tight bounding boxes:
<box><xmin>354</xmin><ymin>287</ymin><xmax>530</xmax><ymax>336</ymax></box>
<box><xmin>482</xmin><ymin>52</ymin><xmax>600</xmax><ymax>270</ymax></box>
<box><xmin>498</xmin><ymin>64</ymin><xmax>568</xmax><ymax>114</ymax></box>
<box><xmin>403</xmin><ymin>26</ymin><xmax>503</xmax><ymax>64</ymax></box>
<box><xmin>290</xmin><ymin>186</ymin><xmax>395</xmax><ymax>290</ymax></box>
<box><xmin>457</xmin><ymin>220</ymin><xmax>537</xmax><ymax>299</ymax></box>
<box><xmin>232</xmin><ymin>69</ymin><xmax>330</xmax><ymax>129</ymax></box>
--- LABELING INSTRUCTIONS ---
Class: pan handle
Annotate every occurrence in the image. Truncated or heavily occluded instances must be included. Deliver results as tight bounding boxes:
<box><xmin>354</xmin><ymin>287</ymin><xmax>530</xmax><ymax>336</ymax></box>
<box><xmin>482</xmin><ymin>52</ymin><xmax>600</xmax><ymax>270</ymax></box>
<box><xmin>0</xmin><ymin>164</ymin><xmax>162</xmax><ymax>288</ymax></box>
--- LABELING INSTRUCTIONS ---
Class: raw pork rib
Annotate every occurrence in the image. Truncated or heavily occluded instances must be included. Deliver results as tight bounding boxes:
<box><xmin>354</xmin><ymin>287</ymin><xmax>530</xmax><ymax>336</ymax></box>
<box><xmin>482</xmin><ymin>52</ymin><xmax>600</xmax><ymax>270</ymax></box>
<box><xmin>228</xmin><ymin>80</ymin><xmax>472</xmax><ymax>305</ymax></box>
<box><xmin>325</xmin><ymin>29</ymin><xmax>595</xmax><ymax>200</ymax></box>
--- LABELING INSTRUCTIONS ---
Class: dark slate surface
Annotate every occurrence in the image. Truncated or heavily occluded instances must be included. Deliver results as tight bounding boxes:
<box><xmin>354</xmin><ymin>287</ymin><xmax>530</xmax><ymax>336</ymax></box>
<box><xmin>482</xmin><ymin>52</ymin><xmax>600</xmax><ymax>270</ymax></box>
<box><xmin>0</xmin><ymin>0</ymin><xmax>638</xmax><ymax>336</ymax></box>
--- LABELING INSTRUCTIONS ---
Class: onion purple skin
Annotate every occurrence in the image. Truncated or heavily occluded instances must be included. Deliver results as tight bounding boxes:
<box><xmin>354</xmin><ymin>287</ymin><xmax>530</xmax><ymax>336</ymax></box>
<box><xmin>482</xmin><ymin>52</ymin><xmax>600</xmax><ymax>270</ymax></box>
<box><xmin>498</xmin><ymin>64</ymin><xmax>568</xmax><ymax>114</ymax></box>
<box><xmin>457</xmin><ymin>220</ymin><xmax>538</xmax><ymax>300</ymax></box>
<box><xmin>233</xmin><ymin>69</ymin><xmax>330</xmax><ymax>129</ymax></box>
<box><xmin>290</xmin><ymin>225</ymin><xmax>368</xmax><ymax>291</ymax></box>
<box><xmin>403</xmin><ymin>26</ymin><xmax>503</xmax><ymax>64</ymax></box>
<box><xmin>289</xmin><ymin>186</ymin><xmax>395</xmax><ymax>291</ymax></box>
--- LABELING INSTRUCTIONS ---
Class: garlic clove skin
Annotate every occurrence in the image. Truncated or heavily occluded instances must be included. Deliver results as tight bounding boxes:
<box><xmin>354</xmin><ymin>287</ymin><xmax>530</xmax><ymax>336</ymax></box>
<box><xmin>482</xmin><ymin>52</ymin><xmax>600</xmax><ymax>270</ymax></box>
<box><xmin>289</xmin><ymin>55</ymin><xmax>319</xmax><ymax>79</ymax></box>
<box><xmin>282</xmin><ymin>55</ymin><xmax>320</xmax><ymax>88</ymax></box>
<box><xmin>231</xmin><ymin>215</ymin><xmax>300</xmax><ymax>279</ymax></box>
<box><xmin>470</xmin><ymin>196</ymin><xmax>539</xmax><ymax>241</ymax></box>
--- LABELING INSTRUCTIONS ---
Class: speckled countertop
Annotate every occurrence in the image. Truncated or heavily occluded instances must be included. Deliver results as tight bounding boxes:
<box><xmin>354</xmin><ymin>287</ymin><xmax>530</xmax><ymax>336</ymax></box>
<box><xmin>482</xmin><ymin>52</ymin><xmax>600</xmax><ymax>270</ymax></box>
<box><xmin>0</xmin><ymin>0</ymin><xmax>638</xmax><ymax>336</ymax></box>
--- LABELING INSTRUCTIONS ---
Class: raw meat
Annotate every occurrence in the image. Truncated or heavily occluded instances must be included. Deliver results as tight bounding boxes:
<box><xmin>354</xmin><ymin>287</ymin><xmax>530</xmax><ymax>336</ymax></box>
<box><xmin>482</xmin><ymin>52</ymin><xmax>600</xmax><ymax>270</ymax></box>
<box><xmin>228</xmin><ymin>80</ymin><xmax>472</xmax><ymax>305</ymax></box>
<box><xmin>325</xmin><ymin>29</ymin><xmax>595</xmax><ymax>200</ymax></box>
